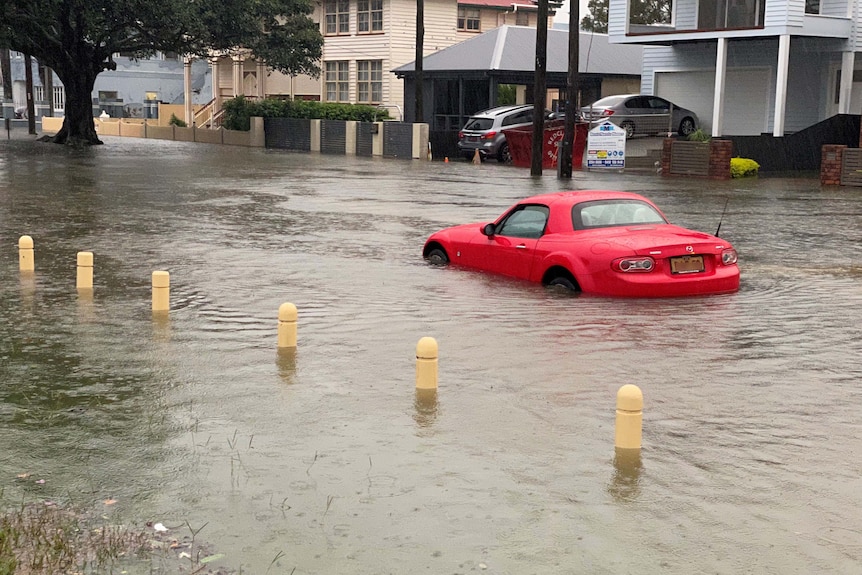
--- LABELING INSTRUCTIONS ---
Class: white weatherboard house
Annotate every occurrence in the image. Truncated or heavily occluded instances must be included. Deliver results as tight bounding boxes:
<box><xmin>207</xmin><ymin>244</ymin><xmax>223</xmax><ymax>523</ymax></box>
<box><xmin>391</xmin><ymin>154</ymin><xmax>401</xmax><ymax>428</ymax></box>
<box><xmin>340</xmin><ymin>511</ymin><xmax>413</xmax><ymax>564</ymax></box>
<box><xmin>607</xmin><ymin>0</ymin><xmax>862</xmax><ymax>137</ymax></box>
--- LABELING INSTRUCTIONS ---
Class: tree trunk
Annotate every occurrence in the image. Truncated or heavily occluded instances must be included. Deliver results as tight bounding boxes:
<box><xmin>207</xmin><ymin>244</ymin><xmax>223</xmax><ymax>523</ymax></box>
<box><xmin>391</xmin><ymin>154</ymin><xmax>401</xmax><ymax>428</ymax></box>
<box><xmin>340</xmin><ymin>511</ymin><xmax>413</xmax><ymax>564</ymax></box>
<box><xmin>0</xmin><ymin>49</ymin><xmax>11</xmax><ymax>105</ymax></box>
<box><xmin>558</xmin><ymin>2</ymin><xmax>580</xmax><ymax>178</ymax></box>
<box><xmin>415</xmin><ymin>0</ymin><xmax>424</xmax><ymax>124</ymax></box>
<box><xmin>25</xmin><ymin>55</ymin><xmax>36</xmax><ymax>134</ymax></box>
<box><xmin>50</xmin><ymin>68</ymin><xmax>101</xmax><ymax>146</ymax></box>
<box><xmin>531</xmin><ymin>0</ymin><xmax>549</xmax><ymax>176</ymax></box>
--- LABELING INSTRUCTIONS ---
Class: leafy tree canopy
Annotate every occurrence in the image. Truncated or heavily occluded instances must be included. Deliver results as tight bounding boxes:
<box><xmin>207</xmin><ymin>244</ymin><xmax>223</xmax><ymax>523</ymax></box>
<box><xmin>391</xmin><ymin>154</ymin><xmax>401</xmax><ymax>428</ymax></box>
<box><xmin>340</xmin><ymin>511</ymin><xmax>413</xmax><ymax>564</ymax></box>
<box><xmin>0</xmin><ymin>0</ymin><xmax>324</xmax><ymax>145</ymax></box>
<box><xmin>581</xmin><ymin>0</ymin><xmax>672</xmax><ymax>34</ymax></box>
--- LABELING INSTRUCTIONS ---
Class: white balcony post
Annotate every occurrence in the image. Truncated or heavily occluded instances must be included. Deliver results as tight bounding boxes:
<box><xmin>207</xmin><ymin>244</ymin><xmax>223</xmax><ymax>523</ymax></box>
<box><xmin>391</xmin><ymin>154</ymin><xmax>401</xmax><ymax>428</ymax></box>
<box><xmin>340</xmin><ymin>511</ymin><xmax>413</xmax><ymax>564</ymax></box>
<box><xmin>183</xmin><ymin>56</ymin><xmax>193</xmax><ymax>125</ymax></box>
<box><xmin>773</xmin><ymin>34</ymin><xmax>790</xmax><ymax>137</ymax></box>
<box><xmin>839</xmin><ymin>51</ymin><xmax>855</xmax><ymax>115</ymax></box>
<box><xmin>712</xmin><ymin>37</ymin><xmax>728</xmax><ymax>138</ymax></box>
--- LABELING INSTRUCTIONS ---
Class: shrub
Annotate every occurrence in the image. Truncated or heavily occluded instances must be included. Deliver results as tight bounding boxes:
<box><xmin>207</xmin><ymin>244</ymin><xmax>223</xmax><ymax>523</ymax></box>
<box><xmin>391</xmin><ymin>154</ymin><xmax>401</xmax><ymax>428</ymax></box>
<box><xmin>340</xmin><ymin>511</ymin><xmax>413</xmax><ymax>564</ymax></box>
<box><xmin>168</xmin><ymin>114</ymin><xmax>187</xmax><ymax>127</ymax></box>
<box><xmin>731</xmin><ymin>157</ymin><xmax>760</xmax><ymax>178</ymax></box>
<box><xmin>686</xmin><ymin>128</ymin><xmax>711</xmax><ymax>142</ymax></box>
<box><xmin>221</xmin><ymin>96</ymin><xmax>392</xmax><ymax>131</ymax></box>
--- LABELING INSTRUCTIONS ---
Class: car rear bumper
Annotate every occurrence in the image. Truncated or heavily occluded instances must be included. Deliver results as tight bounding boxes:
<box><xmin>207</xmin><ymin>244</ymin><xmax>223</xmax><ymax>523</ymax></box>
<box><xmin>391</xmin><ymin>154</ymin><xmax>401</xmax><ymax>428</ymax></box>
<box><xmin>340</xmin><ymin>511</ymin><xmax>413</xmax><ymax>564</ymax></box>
<box><xmin>581</xmin><ymin>266</ymin><xmax>740</xmax><ymax>298</ymax></box>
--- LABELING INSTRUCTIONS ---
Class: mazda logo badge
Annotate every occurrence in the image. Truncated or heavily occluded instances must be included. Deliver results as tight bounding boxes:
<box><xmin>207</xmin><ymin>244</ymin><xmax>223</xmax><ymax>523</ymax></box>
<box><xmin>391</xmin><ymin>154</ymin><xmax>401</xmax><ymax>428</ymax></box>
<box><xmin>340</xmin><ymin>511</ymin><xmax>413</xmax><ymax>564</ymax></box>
<box><xmin>686</xmin><ymin>245</ymin><xmax>694</xmax><ymax>253</ymax></box>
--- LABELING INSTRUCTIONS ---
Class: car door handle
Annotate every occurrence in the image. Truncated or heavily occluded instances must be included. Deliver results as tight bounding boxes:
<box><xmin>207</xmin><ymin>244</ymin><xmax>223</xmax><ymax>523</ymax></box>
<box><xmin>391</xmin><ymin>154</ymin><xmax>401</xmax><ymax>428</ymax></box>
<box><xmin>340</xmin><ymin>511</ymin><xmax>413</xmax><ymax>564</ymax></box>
<box><xmin>515</xmin><ymin>244</ymin><xmax>527</xmax><ymax>249</ymax></box>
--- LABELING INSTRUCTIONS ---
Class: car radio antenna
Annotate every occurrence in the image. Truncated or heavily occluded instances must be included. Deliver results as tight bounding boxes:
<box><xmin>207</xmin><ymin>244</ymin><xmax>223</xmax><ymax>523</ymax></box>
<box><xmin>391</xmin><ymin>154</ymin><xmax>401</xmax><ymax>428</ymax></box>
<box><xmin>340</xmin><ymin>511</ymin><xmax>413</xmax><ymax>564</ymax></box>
<box><xmin>715</xmin><ymin>197</ymin><xmax>730</xmax><ymax>237</ymax></box>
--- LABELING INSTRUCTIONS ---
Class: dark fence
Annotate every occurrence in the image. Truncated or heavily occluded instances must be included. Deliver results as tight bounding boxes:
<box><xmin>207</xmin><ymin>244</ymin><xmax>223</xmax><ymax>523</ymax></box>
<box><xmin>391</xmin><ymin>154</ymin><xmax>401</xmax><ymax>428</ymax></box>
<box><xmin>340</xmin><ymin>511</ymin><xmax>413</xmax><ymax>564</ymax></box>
<box><xmin>729</xmin><ymin>114</ymin><xmax>860</xmax><ymax>172</ymax></box>
<box><xmin>357</xmin><ymin>122</ymin><xmax>374</xmax><ymax>156</ymax></box>
<box><xmin>320</xmin><ymin>120</ymin><xmax>346</xmax><ymax>155</ymax></box>
<box><xmin>669</xmin><ymin>141</ymin><xmax>711</xmax><ymax>176</ymax></box>
<box><xmin>265</xmin><ymin>118</ymin><xmax>311</xmax><ymax>151</ymax></box>
<box><xmin>841</xmin><ymin>148</ymin><xmax>862</xmax><ymax>186</ymax></box>
<box><xmin>383</xmin><ymin>122</ymin><xmax>414</xmax><ymax>159</ymax></box>
<box><xmin>430</xmin><ymin>131</ymin><xmax>460</xmax><ymax>161</ymax></box>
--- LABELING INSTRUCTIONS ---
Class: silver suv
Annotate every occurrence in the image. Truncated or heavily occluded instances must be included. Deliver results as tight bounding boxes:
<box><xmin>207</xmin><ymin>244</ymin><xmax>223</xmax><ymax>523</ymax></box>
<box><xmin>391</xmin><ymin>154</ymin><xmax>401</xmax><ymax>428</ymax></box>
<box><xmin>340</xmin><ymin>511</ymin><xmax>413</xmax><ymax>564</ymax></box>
<box><xmin>457</xmin><ymin>104</ymin><xmax>537</xmax><ymax>163</ymax></box>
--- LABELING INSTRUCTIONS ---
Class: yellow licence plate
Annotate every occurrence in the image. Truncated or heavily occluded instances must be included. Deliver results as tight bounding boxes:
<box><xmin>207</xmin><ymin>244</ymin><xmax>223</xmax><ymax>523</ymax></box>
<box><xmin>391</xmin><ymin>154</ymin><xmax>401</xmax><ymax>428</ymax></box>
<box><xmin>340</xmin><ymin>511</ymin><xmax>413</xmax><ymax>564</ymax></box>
<box><xmin>670</xmin><ymin>255</ymin><xmax>704</xmax><ymax>274</ymax></box>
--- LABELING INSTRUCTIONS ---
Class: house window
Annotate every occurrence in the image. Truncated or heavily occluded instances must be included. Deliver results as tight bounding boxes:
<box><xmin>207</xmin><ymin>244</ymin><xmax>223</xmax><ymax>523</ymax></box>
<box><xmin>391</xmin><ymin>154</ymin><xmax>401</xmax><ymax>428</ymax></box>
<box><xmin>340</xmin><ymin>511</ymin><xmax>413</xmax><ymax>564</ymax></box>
<box><xmin>325</xmin><ymin>61</ymin><xmax>350</xmax><ymax>102</ymax></box>
<box><xmin>357</xmin><ymin>60</ymin><xmax>382</xmax><ymax>103</ymax></box>
<box><xmin>458</xmin><ymin>8</ymin><xmax>480</xmax><ymax>31</ymax></box>
<box><xmin>325</xmin><ymin>0</ymin><xmax>350</xmax><ymax>35</ymax></box>
<box><xmin>53</xmin><ymin>86</ymin><xmax>65</xmax><ymax>111</ymax></box>
<box><xmin>516</xmin><ymin>11</ymin><xmax>529</xmax><ymax>26</ymax></box>
<box><xmin>358</xmin><ymin>0</ymin><xmax>383</xmax><ymax>33</ymax></box>
<box><xmin>33</xmin><ymin>85</ymin><xmax>44</xmax><ymax>103</ymax></box>
<box><xmin>805</xmin><ymin>0</ymin><xmax>820</xmax><ymax>14</ymax></box>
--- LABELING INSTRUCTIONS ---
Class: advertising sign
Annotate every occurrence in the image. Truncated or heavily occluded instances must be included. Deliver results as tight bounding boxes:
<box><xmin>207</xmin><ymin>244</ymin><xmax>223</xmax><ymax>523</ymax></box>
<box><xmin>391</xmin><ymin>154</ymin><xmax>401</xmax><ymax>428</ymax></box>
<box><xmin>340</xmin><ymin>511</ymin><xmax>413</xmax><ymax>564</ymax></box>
<box><xmin>587</xmin><ymin>121</ymin><xmax>626</xmax><ymax>168</ymax></box>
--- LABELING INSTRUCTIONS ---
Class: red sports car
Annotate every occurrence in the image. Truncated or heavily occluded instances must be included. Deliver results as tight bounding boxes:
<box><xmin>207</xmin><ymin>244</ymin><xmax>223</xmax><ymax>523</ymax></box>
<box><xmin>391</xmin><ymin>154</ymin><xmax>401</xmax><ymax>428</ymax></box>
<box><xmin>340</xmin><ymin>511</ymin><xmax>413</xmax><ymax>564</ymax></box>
<box><xmin>422</xmin><ymin>191</ymin><xmax>739</xmax><ymax>297</ymax></box>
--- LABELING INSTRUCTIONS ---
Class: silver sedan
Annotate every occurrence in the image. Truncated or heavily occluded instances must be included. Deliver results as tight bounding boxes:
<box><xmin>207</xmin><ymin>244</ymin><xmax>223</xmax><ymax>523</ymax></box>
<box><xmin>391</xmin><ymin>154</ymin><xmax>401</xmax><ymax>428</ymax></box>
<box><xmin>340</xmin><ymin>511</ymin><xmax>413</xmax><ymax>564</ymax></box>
<box><xmin>580</xmin><ymin>94</ymin><xmax>698</xmax><ymax>138</ymax></box>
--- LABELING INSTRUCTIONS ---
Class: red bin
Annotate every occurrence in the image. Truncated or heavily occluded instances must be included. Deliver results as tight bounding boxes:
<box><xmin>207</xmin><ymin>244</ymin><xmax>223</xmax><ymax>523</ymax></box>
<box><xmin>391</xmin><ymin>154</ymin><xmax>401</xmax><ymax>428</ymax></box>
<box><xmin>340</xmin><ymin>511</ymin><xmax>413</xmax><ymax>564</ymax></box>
<box><xmin>503</xmin><ymin>121</ymin><xmax>588</xmax><ymax>169</ymax></box>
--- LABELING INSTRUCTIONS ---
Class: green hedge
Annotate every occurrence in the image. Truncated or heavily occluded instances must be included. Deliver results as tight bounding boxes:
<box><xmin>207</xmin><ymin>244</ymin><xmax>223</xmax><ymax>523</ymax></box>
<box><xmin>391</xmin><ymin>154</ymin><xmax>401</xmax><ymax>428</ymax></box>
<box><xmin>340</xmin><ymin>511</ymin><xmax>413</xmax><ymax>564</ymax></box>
<box><xmin>221</xmin><ymin>96</ymin><xmax>392</xmax><ymax>131</ymax></box>
<box><xmin>730</xmin><ymin>157</ymin><xmax>760</xmax><ymax>178</ymax></box>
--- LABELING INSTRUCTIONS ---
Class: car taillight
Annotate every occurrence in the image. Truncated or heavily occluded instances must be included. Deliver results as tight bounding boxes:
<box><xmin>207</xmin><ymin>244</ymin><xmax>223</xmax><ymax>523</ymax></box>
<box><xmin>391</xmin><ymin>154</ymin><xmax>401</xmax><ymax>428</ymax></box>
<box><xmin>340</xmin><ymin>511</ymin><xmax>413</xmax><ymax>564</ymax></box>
<box><xmin>483</xmin><ymin>131</ymin><xmax>497</xmax><ymax>139</ymax></box>
<box><xmin>602</xmin><ymin>110</ymin><xmax>615</xmax><ymax>116</ymax></box>
<box><xmin>612</xmin><ymin>257</ymin><xmax>655</xmax><ymax>273</ymax></box>
<box><xmin>458</xmin><ymin>131</ymin><xmax>464</xmax><ymax>139</ymax></box>
<box><xmin>721</xmin><ymin>248</ymin><xmax>738</xmax><ymax>265</ymax></box>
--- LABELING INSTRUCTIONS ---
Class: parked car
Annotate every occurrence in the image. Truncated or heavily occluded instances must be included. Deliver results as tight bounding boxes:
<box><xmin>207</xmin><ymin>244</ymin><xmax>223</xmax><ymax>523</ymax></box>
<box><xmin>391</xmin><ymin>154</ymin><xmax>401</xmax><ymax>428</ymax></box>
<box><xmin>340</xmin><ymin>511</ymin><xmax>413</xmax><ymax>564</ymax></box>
<box><xmin>580</xmin><ymin>95</ymin><xmax>698</xmax><ymax>138</ymax></box>
<box><xmin>422</xmin><ymin>190</ymin><xmax>739</xmax><ymax>298</ymax></box>
<box><xmin>457</xmin><ymin>105</ymin><xmax>549</xmax><ymax>163</ymax></box>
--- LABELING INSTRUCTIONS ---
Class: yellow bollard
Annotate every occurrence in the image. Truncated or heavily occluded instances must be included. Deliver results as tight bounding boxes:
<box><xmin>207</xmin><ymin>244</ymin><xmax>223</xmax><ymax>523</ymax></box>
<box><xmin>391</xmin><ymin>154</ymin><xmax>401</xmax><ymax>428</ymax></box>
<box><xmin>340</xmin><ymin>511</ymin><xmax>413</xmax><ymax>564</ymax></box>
<box><xmin>76</xmin><ymin>251</ymin><xmax>94</xmax><ymax>289</ymax></box>
<box><xmin>278</xmin><ymin>302</ymin><xmax>298</xmax><ymax>348</ymax></box>
<box><xmin>615</xmin><ymin>384</ymin><xmax>643</xmax><ymax>450</ymax></box>
<box><xmin>415</xmin><ymin>337</ymin><xmax>438</xmax><ymax>390</ymax></box>
<box><xmin>152</xmin><ymin>271</ymin><xmax>170</xmax><ymax>312</ymax></box>
<box><xmin>18</xmin><ymin>235</ymin><xmax>34</xmax><ymax>271</ymax></box>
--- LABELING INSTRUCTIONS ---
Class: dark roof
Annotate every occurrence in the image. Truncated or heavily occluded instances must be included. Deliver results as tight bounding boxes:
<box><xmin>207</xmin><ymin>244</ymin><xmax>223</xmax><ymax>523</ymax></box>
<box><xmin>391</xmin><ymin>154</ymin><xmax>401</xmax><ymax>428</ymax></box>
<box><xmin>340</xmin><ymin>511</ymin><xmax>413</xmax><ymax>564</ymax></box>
<box><xmin>394</xmin><ymin>25</ymin><xmax>643</xmax><ymax>76</ymax></box>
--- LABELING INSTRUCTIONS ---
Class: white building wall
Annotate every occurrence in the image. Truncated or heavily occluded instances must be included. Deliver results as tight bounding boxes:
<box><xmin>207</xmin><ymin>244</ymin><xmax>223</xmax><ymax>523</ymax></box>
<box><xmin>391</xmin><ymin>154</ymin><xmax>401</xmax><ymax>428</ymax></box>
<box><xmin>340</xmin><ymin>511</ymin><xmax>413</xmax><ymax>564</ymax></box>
<box><xmin>675</xmin><ymin>1</ymin><xmax>697</xmax><ymax>29</ymax></box>
<box><xmin>607</xmin><ymin>0</ymin><xmax>628</xmax><ymax>36</ymax></box>
<box><xmin>820</xmin><ymin>0</ymin><xmax>849</xmax><ymax>17</ymax></box>
<box><xmin>642</xmin><ymin>36</ymin><xmax>830</xmax><ymax>134</ymax></box>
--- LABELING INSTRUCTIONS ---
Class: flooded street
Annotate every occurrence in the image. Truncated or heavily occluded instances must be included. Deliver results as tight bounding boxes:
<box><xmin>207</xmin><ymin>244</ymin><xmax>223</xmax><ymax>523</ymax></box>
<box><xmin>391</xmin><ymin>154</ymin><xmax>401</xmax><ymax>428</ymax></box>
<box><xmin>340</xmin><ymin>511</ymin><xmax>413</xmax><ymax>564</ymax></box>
<box><xmin>1</xmin><ymin>136</ymin><xmax>861</xmax><ymax>574</ymax></box>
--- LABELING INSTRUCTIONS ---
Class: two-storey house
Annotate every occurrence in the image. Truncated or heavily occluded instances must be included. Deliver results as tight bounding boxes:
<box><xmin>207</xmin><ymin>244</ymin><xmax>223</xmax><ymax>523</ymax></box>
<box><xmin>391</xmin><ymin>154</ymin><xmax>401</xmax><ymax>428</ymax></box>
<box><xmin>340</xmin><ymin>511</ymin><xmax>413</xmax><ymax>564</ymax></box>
<box><xmin>607</xmin><ymin>0</ymin><xmax>861</xmax><ymax>137</ymax></box>
<box><xmin>205</xmin><ymin>0</ymin><xmax>546</xmax><ymax>121</ymax></box>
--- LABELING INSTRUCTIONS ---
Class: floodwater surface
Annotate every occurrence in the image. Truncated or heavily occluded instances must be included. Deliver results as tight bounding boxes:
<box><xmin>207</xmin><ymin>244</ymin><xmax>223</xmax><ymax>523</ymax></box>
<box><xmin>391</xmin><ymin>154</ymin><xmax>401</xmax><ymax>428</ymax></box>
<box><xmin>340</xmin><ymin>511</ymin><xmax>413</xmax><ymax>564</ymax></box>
<box><xmin>1</xmin><ymin>136</ymin><xmax>861</xmax><ymax>574</ymax></box>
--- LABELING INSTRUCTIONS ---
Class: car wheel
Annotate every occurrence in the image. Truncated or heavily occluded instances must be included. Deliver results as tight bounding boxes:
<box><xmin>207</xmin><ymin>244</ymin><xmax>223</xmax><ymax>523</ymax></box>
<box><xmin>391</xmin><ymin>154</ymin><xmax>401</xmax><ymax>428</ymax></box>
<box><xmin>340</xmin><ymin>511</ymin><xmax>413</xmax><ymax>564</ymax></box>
<box><xmin>497</xmin><ymin>142</ymin><xmax>512</xmax><ymax>163</ymax></box>
<box><xmin>547</xmin><ymin>276</ymin><xmax>576</xmax><ymax>291</ymax></box>
<box><xmin>679</xmin><ymin>117</ymin><xmax>696</xmax><ymax>136</ymax></box>
<box><xmin>620</xmin><ymin>121</ymin><xmax>635</xmax><ymax>139</ymax></box>
<box><xmin>426</xmin><ymin>248</ymin><xmax>449</xmax><ymax>266</ymax></box>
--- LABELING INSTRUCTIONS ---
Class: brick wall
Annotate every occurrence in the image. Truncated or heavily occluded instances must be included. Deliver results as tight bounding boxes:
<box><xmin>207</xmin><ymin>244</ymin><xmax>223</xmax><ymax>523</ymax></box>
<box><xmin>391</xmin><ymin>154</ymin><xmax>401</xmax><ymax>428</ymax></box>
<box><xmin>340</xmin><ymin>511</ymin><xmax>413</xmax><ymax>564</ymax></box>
<box><xmin>707</xmin><ymin>139</ymin><xmax>732</xmax><ymax>180</ymax></box>
<box><xmin>820</xmin><ymin>144</ymin><xmax>846</xmax><ymax>186</ymax></box>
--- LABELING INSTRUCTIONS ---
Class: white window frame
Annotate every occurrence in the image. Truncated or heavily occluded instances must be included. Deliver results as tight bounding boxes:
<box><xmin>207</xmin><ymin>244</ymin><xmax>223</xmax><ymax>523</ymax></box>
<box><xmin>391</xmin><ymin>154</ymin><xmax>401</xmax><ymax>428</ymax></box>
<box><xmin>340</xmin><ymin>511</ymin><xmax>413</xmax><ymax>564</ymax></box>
<box><xmin>358</xmin><ymin>0</ymin><xmax>383</xmax><ymax>33</ymax></box>
<box><xmin>325</xmin><ymin>61</ymin><xmax>350</xmax><ymax>102</ymax></box>
<box><xmin>458</xmin><ymin>7</ymin><xmax>480</xmax><ymax>31</ymax></box>
<box><xmin>53</xmin><ymin>86</ymin><xmax>65</xmax><ymax>111</ymax></box>
<box><xmin>357</xmin><ymin>60</ymin><xmax>382</xmax><ymax>103</ymax></box>
<box><xmin>325</xmin><ymin>0</ymin><xmax>350</xmax><ymax>35</ymax></box>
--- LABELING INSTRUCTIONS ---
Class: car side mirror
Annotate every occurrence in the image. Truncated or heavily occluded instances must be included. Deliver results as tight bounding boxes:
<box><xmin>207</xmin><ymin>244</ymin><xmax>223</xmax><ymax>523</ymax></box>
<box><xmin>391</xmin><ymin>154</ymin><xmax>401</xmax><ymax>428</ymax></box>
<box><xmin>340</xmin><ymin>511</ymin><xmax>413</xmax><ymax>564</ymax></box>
<box><xmin>481</xmin><ymin>223</ymin><xmax>495</xmax><ymax>237</ymax></box>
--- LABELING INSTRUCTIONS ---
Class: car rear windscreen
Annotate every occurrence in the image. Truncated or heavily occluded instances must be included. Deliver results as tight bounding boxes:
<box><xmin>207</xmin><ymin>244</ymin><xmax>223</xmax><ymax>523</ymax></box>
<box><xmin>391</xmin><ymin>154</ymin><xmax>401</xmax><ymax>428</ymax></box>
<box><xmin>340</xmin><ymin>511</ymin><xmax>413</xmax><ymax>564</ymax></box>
<box><xmin>463</xmin><ymin>118</ymin><xmax>494</xmax><ymax>131</ymax></box>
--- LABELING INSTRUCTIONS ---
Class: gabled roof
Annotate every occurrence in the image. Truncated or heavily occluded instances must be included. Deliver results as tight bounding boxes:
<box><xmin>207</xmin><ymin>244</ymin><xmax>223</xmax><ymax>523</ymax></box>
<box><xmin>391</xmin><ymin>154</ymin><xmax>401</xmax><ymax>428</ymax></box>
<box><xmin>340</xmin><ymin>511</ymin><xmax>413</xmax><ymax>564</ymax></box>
<box><xmin>393</xmin><ymin>25</ymin><xmax>643</xmax><ymax>76</ymax></box>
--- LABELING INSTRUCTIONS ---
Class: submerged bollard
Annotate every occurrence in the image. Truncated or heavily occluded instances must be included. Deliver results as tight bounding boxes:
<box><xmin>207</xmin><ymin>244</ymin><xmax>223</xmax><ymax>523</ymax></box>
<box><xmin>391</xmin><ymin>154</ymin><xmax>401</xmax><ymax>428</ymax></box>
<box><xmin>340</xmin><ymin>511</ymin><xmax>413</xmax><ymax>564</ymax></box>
<box><xmin>615</xmin><ymin>384</ymin><xmax>643</xmax><ymax>450</ymax></box>
<box><xmin>76</xmin><ymin>251</ymin><xmax>94</xmax><ymax>289</ymax></box>
<box><xmin>18</xmin><ymin>235</ymin><xmax>34</xmax><ymax>272</ymax></box>
<box><xmin>278</xmin><ymin>303</ymin><xmax>298</xmax><ymax>348</ymax></box>
<box><xmin>152</xmin><ymin>271</ymin><xmax>170</xmax><ymax>312</ymax></box>
<box><xmin>415</xmin><ymin>337</ymin><xmax>438</xmax><ymax>390</ymax></box>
